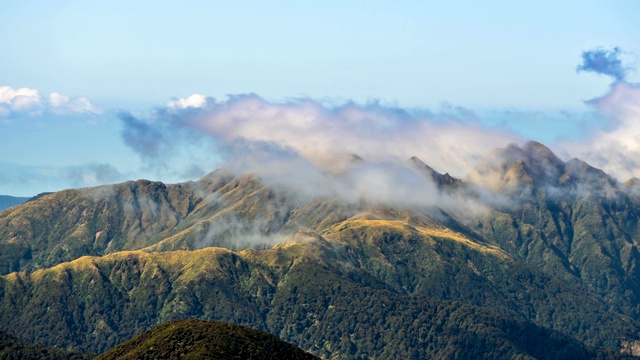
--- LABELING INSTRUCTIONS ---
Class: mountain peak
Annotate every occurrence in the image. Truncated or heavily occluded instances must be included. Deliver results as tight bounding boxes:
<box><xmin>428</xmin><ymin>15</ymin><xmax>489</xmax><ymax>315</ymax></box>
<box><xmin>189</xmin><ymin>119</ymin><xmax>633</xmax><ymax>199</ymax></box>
<box><xmin>625</xmin><ymin>177</ymin><xmax>640</xmax><ymax>187</ymax></box>
<box><xmin>408</xmin><ymin>156</ymin><xmax>436</xmax><ymax>173</ymax></box>
<box><xmin>496</xmin><ymin>141</ymin><xmax>562</xmax><ymax>164</ymax></box>
<box><xmin>408</xmin><ymin>156</ymin><xmax>462</xmax><ymax>188</ymax></box>
<box><xmin>467</xmin><ymin>142</ymin><xmax>564</xmax><ymax>191</ymax></box>
<box><xmin>467</xmin><ymin>141</ymin><xmax>625</xmax><ymax>197</ymax></box>
<box><xmin>522</xmin><ymin>140</ymin><xmax>555</xmax><ymax>157</ymax></box>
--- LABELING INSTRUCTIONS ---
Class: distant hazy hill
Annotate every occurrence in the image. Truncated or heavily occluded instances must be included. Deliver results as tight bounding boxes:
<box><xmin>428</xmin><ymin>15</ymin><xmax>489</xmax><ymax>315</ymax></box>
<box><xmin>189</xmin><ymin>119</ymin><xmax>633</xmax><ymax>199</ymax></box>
<box><xmin>0</xmin><ymin>196</ymin><xmax>29</xmax><ymax>212</ymax></box>
<box><xmin>3</xmin><ymin>141</ymin><xmax>640</xmax><ymax>358</ymax></box>
<box><xmin>96</xmin><ymin>319</ymin><xmax>318</xmax><ymax>360</ymax></box>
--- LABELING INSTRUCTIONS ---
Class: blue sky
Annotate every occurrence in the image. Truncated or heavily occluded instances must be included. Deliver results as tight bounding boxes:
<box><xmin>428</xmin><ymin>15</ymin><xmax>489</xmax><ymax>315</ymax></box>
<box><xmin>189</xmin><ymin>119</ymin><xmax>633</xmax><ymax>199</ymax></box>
<box><xmin>1</xmin><ymin>1</ymin><xmax>639</xmax><ymax>196</ymax></box>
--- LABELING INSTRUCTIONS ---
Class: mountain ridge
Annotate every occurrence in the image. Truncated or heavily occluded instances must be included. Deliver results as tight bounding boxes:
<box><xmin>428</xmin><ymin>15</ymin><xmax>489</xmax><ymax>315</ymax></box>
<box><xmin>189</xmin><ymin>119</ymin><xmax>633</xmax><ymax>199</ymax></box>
<box><xmin>3</xmin><ymin>141</ymin><xmax>640</xmax><ymax>357</ymax></box>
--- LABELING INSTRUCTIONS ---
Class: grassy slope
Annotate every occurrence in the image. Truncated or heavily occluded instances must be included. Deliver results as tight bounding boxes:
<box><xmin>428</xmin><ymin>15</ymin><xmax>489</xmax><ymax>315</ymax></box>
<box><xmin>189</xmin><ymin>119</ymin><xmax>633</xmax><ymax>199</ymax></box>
<box><xmin>0</xmin><ymin>173</ymin><xmax>297</xmax><ymax>275</ymax></box>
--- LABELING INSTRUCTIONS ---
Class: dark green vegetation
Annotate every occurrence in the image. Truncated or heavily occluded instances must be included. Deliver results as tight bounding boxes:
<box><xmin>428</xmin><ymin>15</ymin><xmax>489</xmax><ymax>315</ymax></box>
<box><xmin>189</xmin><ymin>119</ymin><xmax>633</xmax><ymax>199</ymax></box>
<box><xmin>0</xmin><ymin>196</ymin><xmax>28</xmax><ymax>212</ymax></box>
<box><xmin>2</xmin><ymin>245</ymin><xmax>627</xmax><ymax>359</ymax></box>
<box><xmin>2</xmin><ymin>141</ymin><xmax>640</xmax><ymax>358</ymax></box>
<box><xmin>0</xmin><ymin>329</ymin><xmax>90</xmax><ymax>360</ymax></box>
<box><xmin>96</xmin><ymin>319</ymin><xmax>318</xmax><ymax>360</ymax></box>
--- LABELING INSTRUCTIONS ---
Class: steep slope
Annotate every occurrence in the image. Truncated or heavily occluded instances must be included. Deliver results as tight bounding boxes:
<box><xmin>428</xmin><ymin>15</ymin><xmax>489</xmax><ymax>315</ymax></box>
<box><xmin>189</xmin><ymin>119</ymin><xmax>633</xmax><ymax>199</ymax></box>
<box><xmin>468</xmin><ymin>141</ymin><xmax>640</xmax><ymax>318</ymax></box>
<box><xmin>144</xmin><ymin>174</ymin><xmax>298</xmax><ymax>252</ymax></box>
<box><xmin>407</xmin><ymin>156</ymin><xmax>462</xmax><ymax>189</ymax></box>
<box><xmin>268</xmin><ymin>259</ymin><xmax>626</xmax><ymax>360</ymax></box>
<box><xmin>95</xmin><ymin>319</ymin><xmax>318</xmax><ymax>360</ymax></box>
<box><xmin>0</xmin><ymin>247</ymin><xmax>275</xmax><ymax>352</ymax></box>
<box><xmin>0</xmin><ymin>173</ymin><xmax>298</xmax><ymax>275</ymax></box>
<box><xmin>310</xmin><ymin>207</ymin><xmax>639</xmax><ymax>349</ymax></box>
<box><xmin>0</xmin><ymin>180</ymin><xmax>200</xmax><ymax>274</ymax></box>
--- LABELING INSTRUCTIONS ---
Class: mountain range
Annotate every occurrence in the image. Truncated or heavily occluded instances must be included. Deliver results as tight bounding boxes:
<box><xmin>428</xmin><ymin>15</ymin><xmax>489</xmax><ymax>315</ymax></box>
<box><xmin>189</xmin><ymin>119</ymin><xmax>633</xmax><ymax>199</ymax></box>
<box><xmin>2</xmin><ymin>141</ymin><xmax>640</xmax><ymax>358</ymax></box>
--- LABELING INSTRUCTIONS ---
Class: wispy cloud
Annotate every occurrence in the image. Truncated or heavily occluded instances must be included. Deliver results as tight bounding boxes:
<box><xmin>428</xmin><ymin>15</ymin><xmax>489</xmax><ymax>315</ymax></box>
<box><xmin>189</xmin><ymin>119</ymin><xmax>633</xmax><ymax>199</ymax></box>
<box><xmin>576</xmin><ymin>47</ymin><xmax>628</xmax><ymax>82</ymax></box>
<box><xmin>115</xmin><ymin>94</ymin><xmax>523</xmax><ymax>214</ymax></box>
<box><xmin>120</xmin><ymin>94</ymin><xmax>518</xmax><ymax>178</ymax></box>
<box><xmin>0</xmin><ymin>86</ymin><xmax>99</xmax><ymax>117</ymax></box>
<box><xmin>0</xmin><ymin>162</ymin><xmax>126</xmax><ymax>196</ymax></box>
<box><xmin>63</xmin><ymin>163</ymin><xmax>126</xmax><ymax>188</ymax></box>
<box><xmin>557</xmin><ymin>81</ymin><xmax>640</xmax><ymax>181</ymax></box>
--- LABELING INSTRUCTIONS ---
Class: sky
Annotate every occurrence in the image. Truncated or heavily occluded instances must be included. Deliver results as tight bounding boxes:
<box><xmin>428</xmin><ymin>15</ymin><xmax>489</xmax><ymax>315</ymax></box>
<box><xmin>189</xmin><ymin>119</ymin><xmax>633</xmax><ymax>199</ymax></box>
<box><xmin>1</xmin><ymin>1</ymin><xmax>639</xmax><ymax>196</ymax></box>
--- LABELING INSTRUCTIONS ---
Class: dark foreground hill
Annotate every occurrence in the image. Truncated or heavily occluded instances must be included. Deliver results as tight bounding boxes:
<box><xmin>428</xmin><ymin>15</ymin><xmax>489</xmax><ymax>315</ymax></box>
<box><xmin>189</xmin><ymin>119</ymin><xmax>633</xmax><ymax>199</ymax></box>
<box><xmin>0</xmin><ymin>330</ymin><xmax>90</xmax><ymax>360</ymax></box>
<box><xmin>95</xmin><ymin>319</ymin><xmax>318</xmax><ymax>360</ymax></box>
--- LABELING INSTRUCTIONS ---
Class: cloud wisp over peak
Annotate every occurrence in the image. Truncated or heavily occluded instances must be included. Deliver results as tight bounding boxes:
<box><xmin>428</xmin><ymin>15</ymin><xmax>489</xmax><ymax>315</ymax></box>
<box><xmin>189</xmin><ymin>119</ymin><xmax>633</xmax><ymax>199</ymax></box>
<box><xmin>120</xmin><ymin>94</ymin><xmax>519</xmax><ymax>179</ymax></box>
<box><xmin>117</xmin><ymin>94</ymin><xmax>523</xmax><ymax>211</ymax></box>
<box><xmin>113</xmin><ymin>46</ymin><xmax>640</xmax><ymax>207</ymax></box>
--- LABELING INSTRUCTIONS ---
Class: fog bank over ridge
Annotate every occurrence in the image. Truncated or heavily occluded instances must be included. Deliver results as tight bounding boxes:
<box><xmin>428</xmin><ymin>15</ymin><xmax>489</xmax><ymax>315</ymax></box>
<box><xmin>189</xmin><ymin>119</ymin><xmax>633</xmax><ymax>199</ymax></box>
<box><xmin>93</xmin><ymin>46</ymin><xmax>640</xmax><ymax>212</ymax></box>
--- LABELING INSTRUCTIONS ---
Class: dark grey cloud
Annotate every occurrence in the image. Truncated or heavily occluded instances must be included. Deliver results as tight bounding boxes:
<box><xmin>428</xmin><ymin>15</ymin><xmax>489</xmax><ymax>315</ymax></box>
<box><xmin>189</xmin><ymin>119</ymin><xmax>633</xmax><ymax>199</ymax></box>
<box><xmin>119</xmin><ymin>112</ymin><xmax>167</xmax><ymax>159</ymax></box>
<box><xmin>576</xmin><ymin>47</ymin><xmax>628</xmax><ymax>82</ymax></box>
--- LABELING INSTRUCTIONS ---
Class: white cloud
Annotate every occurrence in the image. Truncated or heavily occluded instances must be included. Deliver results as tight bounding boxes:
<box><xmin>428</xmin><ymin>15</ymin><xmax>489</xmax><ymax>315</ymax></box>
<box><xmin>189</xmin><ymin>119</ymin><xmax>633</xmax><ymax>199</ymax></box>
<box><xmin>48</xmin><ymin>92</ymin><xmax>70</xmax><ymax>108</ymax></box>
<box><xmin>0</xmin><ymin>86</ymin><xmax>41</xmax><ymax>113</ymax></box>
<box><xmin>0</xmin><ymin>86</ymin><xmax>98</xmax><ymax>116</ymax></box>
<box><xmin>155</xmin><ymin>94</ymin><xmax>518</xmax><ymax>177</ymax></box>
<box><xmin>167</xmin><ymin>93</ymin><xmax>207</xmax><ymax>109</ymax></box>
<box><xmin>48</xmin><ymin>92</ymin><xmax>97</xmax><ymax>114</ymax></box>
<box><xmin>0</xmin><ymin>86</ymin><xmax>38</xmax><ymax>103</ymax></box>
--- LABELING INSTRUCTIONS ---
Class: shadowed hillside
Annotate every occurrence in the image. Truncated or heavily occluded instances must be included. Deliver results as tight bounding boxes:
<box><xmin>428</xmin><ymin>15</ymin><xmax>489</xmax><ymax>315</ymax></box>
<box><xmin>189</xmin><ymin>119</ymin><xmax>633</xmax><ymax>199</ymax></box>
<box><xmin>0</xmin><ymin>330</ymin><xmax>90</xmax><ymax>360</ymax></box>
<box><xmin>0</xmin><ymin>238</ymin><xmax>636</xmax><ymax>357</ymax></box>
